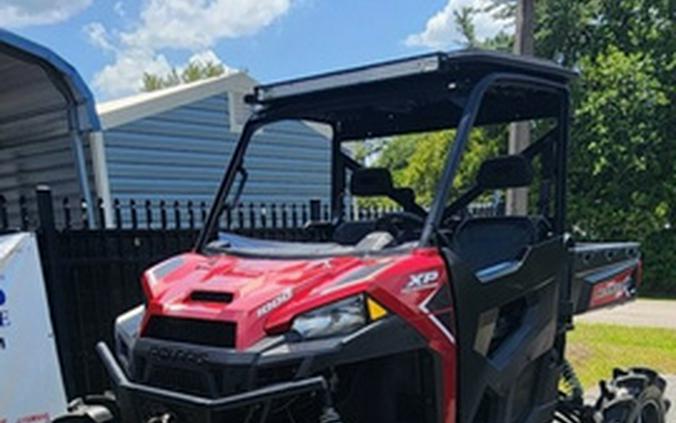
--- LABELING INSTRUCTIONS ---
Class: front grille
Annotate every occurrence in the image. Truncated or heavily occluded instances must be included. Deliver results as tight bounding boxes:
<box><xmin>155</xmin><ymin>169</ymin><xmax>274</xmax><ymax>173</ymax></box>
<box><xmin>256</xmin><ymin>363</ymin><xmax>300</xmax><ymax>387</ymax></box>
<box><xmin>144</xmin><ymin>316</ymin><xmax>236</xmax><ymax>348</ymax></box>
<box><xmin>147</xmin><ymin>365</ymin><xmax>208</xmax><ymax>396</ymax></box>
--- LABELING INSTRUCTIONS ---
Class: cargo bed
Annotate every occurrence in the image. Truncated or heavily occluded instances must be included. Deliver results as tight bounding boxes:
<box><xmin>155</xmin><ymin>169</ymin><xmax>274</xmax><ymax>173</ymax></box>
<box><xmin>570</xmin><ymin>242</ymin><xmax>641</xmax><ymax>315</ymax></box>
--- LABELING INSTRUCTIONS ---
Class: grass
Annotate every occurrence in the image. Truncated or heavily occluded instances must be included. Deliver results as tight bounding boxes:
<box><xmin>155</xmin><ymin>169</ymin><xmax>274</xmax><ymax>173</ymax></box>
<box><xmin>567</xmin><ymin>323</ymin><xmax>676</xmax><ymax>388</ymax></box>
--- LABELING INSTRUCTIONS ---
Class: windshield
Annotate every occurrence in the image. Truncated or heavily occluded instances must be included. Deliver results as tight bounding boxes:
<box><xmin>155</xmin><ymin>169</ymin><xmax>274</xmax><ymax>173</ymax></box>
<box><xmin>200</xmin><ymin>119</ymin><xmax>452</xmax><ymax>256</ymax></box>
<box><xmin>197</xmin><ymin>76</ymin><xmax>568</xmax><ymax>257</ymax></box>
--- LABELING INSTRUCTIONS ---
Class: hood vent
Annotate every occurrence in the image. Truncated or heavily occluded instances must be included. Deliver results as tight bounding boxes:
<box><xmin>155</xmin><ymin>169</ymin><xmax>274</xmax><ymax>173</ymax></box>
<box><xmin>190</xmin><ymin>291</ymin><xmax>234</xmax><ymax>303</ymax></box>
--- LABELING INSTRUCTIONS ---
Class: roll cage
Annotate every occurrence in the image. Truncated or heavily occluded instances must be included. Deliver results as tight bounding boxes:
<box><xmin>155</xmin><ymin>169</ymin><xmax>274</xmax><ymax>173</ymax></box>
<box><xmin>195</xmin><ymin>51</ymin><xmax>575</xmax><ymax>251</ymax></box>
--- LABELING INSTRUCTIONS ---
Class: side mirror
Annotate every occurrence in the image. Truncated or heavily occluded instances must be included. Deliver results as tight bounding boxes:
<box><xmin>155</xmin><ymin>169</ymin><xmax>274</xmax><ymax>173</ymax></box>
<box><xmin>350</xmin><ymin>168</ymin><xmax>394</xmax><ymax>196</ymax></box>
<box><xmin>477</xmin><ymin>155</ymin><xmax>533</xmax><ymax>189</ymax></box>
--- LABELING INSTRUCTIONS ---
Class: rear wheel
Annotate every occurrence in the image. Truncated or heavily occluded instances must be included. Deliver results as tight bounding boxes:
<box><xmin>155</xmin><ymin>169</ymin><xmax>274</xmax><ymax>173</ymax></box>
<box><xmin>596</xmin><ymin>368</ymin><xmax>670</xmax><ymax>423</ymax></box>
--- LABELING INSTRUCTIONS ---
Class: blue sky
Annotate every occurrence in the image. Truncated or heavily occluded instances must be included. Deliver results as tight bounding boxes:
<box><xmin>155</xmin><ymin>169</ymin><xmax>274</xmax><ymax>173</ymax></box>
<box><xmin>4</xmin><ymin>0</ymin><xmax>512</xmax><ymax>100</ymax></box>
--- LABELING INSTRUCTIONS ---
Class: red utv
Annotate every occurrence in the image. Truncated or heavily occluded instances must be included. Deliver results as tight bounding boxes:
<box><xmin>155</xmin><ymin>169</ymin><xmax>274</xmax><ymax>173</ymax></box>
<box><xmin>57</xmin><ymin>51</ymin><xmax>669</xmax><ymax>423</ymax></box>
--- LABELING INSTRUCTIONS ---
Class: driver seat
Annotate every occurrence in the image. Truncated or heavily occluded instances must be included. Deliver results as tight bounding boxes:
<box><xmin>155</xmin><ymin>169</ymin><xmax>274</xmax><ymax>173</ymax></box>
<box><xmin>333</xmin><ymin>220</ymin><xmax>375</xmax><ymax>245</ymax></box>
<box><xmin>334</xmin><ymin>168</ymin><xmax>417</xmax><ymax>245</ymax></box>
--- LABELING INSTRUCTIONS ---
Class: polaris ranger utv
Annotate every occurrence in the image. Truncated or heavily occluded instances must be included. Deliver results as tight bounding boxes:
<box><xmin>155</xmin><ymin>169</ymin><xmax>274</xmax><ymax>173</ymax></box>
<box><xmin>57</xmin><ymin>51</ymin><xmax>670</xmax><ymax>423</ymax></box>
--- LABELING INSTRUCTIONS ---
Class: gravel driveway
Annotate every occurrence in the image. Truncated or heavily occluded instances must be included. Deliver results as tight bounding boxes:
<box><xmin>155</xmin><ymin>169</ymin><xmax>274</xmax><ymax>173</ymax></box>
<box><xmin>577</xmin><ymin>299</ymin><xmax>676</xmax><ymax>329</ymax></box>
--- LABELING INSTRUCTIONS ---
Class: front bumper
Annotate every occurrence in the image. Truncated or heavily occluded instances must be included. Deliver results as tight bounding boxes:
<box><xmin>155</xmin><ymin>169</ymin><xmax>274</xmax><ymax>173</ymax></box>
<box><xmin>117</xmin><ymin>314</ymin><xmax>427</xmax><ymax>397</ymax></box>
<box><xmin>108</xmin><ymin>316</ymin><xmax>430</xmax><ymax>421</ymax></box>
<box><xmin>98</xmin><ymin>343</ymin><xmax>332</xmax><ymax>423</ymax></box>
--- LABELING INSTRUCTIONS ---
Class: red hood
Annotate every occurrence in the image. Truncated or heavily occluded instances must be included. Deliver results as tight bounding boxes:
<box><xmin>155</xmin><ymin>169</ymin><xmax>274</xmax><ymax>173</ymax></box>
<box><xmin>141</xmin><ymin>249</ymin><xmax>446</xmax><ymax>349</ymax></box>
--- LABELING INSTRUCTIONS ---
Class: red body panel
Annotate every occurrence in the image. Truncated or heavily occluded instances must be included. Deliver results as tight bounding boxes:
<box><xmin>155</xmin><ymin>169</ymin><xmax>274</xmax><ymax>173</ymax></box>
<box><xmin>588</xmin><ymin>265</ymin><xmax>638</xmax><ymax>310</ymax></box>
<box><xmin>141</xmin><ymin>248</ymin><xmax>457</xmax><ymax>423</ymax></box>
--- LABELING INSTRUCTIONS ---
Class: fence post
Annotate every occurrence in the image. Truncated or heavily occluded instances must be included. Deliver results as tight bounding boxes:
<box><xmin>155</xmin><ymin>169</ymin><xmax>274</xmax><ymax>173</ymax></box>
<box><xmin>0</xmin><ymin>195</ymin><xmax>7</xmax><ymax>230</ymax></box>
<box><xmin>309</xmin><ymin>199</ymin><xmax>321</xmax><ymax>222</ymax></box>
<box><xmin>36</xmin><ymin>185</ymin><xmax>77</xmax><ymax>398</ymax></box>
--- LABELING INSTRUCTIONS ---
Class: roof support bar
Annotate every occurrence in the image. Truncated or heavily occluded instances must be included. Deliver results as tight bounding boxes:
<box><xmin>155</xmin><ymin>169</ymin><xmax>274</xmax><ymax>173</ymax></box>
<box><xmin>54</xmin><ymin>67</ymin><xmax>95</xmax><ymax>228</ymax></box>
<box><xmin>69</xmin><ymin>126</ymin><xmax>95</xmax><ymax>228</ymax></box>
<box><xmin>50</xmin><ymin>60</ymin><xmax>96</xmax><ymax>228</ymax></box>
<box><xmin>420</xmin><ymin>72</ymin><xmax>569</xmax><ymax>245</ymax></box>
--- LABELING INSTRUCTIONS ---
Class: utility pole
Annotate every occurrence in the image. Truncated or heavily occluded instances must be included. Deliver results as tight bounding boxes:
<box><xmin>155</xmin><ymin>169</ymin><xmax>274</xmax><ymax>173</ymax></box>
<box><xmin>506</xmin><ymin>0</ymin><xmax>535</xmax><ymax>215</ymax></box>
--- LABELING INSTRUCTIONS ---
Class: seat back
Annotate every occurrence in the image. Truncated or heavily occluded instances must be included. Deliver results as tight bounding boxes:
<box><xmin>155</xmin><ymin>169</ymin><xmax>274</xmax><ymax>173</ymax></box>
<box><xmin>332</xmin><ymin>220</ymin><xmax>376</xmax><ymax>245</ymax></box>
<box><xmin>350</xmin><ymin>168</ymin><xmax>394</xmax><ymax>197</ymax></box>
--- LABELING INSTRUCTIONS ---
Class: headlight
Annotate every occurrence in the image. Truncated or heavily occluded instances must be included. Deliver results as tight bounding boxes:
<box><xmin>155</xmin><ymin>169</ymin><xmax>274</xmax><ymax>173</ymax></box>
<box><xmin>291</xmin><ymin>296</ymin><xmax>367</xmax><ymax>340</ymax></box>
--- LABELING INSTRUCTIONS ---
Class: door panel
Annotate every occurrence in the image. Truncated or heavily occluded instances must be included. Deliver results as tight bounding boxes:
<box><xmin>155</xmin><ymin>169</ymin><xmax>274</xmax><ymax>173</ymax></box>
<box><xmin>443</xmin><ymin>236</ymin><xmax>566</xmax><ymax>423</ymax></box>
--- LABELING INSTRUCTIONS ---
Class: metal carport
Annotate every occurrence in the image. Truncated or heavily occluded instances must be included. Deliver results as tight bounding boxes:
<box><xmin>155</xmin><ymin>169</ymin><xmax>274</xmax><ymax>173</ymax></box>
<box><xmin>0</xmin><ymin>29</ymin><xmax>98</xmax><ymax>226</ymax></box>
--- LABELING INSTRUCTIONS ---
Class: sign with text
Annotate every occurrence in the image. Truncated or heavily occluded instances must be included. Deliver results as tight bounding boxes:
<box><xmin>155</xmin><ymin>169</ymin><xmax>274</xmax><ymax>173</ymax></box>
<box><xmin>0</xmin><ymin>233</ymin><xmax>67</xmax><ymax>422</ymax></box>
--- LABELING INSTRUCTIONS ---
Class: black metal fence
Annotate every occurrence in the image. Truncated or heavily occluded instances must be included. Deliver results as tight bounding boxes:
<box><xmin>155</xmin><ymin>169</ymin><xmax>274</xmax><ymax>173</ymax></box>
<box><xmin>0</xmin><ymin>186</ymin><xmax>499</xmax><ymax>399</ymax></box>
<box><xmin>22</xmin><ymin>189</ymin><xmax>340</xmax><ymax>398</ymax></box>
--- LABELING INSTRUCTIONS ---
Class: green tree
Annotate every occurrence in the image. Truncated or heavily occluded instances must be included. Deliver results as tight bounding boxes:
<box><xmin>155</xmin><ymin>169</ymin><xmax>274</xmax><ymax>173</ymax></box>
<box><xmin>454</xmin><ymin>7</ymin><xmax>479</xmax><ymax>48</ymax></box>
<box><xmin>568</xmin><ymin>47</ymin><xmax>672</xmax><ymax>240</ymax></box>
<box><xmin>358</xmin><ymin>0</ymin><xmax>674</xmax><ymax>292</ymax></box>
<box><xmin>141</xmin><ymin>60</ymin><xmax>226</xmax><ymax>92</ymax></box>
<box><xmin>534</xmin><ymin>0</ymin><xmax>674</xmax><ymax>293</ymax></box>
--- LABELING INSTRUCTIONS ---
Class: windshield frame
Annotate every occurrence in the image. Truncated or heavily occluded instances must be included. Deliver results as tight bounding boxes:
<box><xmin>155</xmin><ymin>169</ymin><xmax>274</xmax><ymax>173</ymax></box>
<box><xmin>194</xmin><ymin>72</ymin><xmax>570</xmax><ymax>253</ymax></box>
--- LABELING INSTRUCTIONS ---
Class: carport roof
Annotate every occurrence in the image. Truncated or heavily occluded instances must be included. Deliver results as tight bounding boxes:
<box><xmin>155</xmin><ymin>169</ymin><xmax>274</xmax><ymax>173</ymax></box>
<box><xmin>0</xmin><ymin>29</ymin><xmax>99</xmax><ymax>226</ymax></box>
<box><xmin>0</xmin><ymin>28</ymin><xmax>100</xmax><ymax>132</ymax></box>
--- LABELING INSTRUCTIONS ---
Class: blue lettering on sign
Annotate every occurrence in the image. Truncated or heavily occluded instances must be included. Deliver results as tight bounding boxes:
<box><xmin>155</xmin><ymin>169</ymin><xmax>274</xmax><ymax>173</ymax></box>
<box><xmin>0</xmin><ymin>310</ymin><xmax>9</xmax><ymax>327</ymax></box>
<box><xmin>0</xmin><ymin>289</ymin><xmax>5</xmax><ymax>306</ymax></box>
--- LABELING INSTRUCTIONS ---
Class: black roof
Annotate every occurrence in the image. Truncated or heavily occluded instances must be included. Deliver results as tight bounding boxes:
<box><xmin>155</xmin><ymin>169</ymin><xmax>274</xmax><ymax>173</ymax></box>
<box><xmin>250</xmin><ymin>50</ymin><xmax>577</xmax><ymax>139</ymax></box>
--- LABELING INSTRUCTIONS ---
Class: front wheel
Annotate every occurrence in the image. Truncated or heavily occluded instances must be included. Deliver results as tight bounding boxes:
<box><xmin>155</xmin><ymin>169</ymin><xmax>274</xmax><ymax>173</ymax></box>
<box><xmin>596</xmin><ymin>368</ymin><xmax>671</xmax><ymax>423</ymax></box>
<box><xmin>53</xmin><ymin>392</ymin><xmax>119</xmax><ymax>423</ymax></box>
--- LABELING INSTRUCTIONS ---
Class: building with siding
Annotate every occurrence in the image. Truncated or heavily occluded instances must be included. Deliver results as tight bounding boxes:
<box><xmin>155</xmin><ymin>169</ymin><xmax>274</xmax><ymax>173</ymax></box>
<box><xmin>93</xmin><ymin>72</ymin><xmax>331</xmax><ymax>226</ymax></box>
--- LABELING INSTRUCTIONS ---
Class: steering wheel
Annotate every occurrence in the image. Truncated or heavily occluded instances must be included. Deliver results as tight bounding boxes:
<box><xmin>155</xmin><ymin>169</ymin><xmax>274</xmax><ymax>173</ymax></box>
<box><xmin>374</xmin><ymin>211</ymin><xmax>425</xmax><ymax>242</ymax></box>
<box><xmin>441</xmin><ymin>207</ymin><xmax>470</xmax><ymax>232</ymax></box>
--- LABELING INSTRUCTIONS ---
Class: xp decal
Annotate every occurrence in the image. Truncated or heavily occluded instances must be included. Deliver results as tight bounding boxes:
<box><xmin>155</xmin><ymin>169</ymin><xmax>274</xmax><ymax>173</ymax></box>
<box><xmin>402</xmin><ymin>270</ymin><xmax>440</xmax><ymax>293</ymax></box>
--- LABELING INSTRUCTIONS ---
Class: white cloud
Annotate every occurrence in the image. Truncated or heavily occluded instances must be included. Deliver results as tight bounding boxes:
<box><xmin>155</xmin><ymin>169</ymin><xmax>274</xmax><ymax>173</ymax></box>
<box><xmin>113</xmin><ymin>1</ymin><xmax>126</xmax><ymax>18</ymax></box>
<box><xmin>121</xmin><ymin>0</ymin><xmax>292</xmax><ymax>51</ymax></box>
<box><xmin>83</xmin><ymin>22</ymin><xmax>115</xmax><ymax>52</ymax></box>
<box><xmin>187</xmin><ymin>50</ymin><xmax>224</xmax><ymax>67</ymax></box>
<box><xmin>93</xmin><ymin>47</ymin><xmax>173</xmax><ymax>98</ymax></box>
<box><xmin>88</xmin><ymin>0</ymin><xmax>291</xmax><ymax>98</ymax></box>
<box><xmin>0</xmin><ymin>0</ymin><xmax>91</xmax><ymax>28</ymax></box>
<box><xmin>405</xmin><ymin>0</ymin><xmax>513</xmax><ymax>49</ymax></box>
